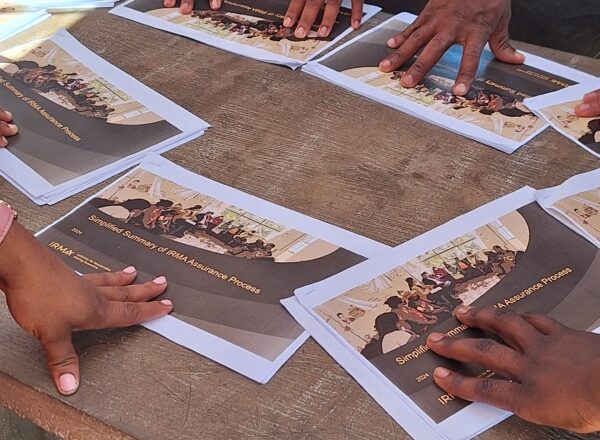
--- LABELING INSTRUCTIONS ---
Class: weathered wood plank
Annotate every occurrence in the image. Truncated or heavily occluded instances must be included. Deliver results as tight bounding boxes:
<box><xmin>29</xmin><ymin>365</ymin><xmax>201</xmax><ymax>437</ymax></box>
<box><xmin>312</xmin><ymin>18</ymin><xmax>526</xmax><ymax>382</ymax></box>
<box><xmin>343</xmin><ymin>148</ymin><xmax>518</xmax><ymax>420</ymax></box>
<box><xmin>0</xmin><ymin>9</ymin><xmax>599</xmax><ymax>440</ymax></box>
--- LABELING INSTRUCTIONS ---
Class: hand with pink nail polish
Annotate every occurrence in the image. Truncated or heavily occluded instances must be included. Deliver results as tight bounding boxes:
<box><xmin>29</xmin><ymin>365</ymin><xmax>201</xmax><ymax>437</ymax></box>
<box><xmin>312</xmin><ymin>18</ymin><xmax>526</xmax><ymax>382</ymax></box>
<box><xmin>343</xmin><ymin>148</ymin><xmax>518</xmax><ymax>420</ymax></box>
<box><xmin>0</xmin><ymin>107</ymin><xmax>18</xmax><ymax>148</ymax></box>
<box><xmin>0</xmin><ymin>222</ymin><xmax>173</xmax><ymax>396</ymax></box>
<box><xmin>575</xmin><ymin>89</ymin><xmax>600</xmax><ymax>118</ymax></box>
<box><xmin>379</xmin><ymin>0</ymin><xmax>524</xmax><ymax>96</ymax></box>
<box><xmin>163</xmin><ymin>0</ymin><xmax>222</xmax><ymax>15</ymax></box>
<box><xmin>283</xmin><ymin>0</ymin><xmax>363</xmax><ymax>40</ymax></box>
<box><xmin>426</xmin><ymin>306</ymin><xmax>600</xmax><ymax>433</ymax></box>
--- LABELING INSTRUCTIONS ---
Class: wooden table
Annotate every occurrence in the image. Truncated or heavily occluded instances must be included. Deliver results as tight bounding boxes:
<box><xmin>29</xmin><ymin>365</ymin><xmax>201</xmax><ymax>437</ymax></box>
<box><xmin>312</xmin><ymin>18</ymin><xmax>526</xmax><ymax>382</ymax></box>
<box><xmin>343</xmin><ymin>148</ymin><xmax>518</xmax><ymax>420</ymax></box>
<box><xmin>1</xmin><ymin>9</ymin><xmax>599</xmax><ymax>440</ymax></box>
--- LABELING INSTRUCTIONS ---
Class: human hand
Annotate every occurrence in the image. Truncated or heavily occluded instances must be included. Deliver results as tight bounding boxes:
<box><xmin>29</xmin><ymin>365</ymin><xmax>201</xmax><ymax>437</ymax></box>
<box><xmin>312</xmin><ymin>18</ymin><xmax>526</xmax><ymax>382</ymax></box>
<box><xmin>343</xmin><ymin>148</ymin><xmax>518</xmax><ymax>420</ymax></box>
<box><xmin>575</xmin><ymin>89</ymin><xmax>600</xmax><ymax>118</ymax></box>
<box><xmin>283</xmin><ymin>0</ymin><xmax>363</xmax><ymax>39</ymax></box>
<box><xmin>163</xmin><ymin>0</ymin><xmax>222</xmax><ymax>15</ymax></box>
<box><xmin>426</xmin><ymin>306</ymin><xmax>600</xmax><ymax>433</ymax></box>
<box><xmin>0</xmin><ymin>107</ymin><xmax>18</xmax><ymax>148</ymax></box>
<box><xmin>0</xmin><ymin>223</ymin><xmax>173</xmax><ymax>396</ymax></box>
<box><xmin>379</xmin><ymin>0</ymin><xmax>525</xmax><ymax>96</ymax></box>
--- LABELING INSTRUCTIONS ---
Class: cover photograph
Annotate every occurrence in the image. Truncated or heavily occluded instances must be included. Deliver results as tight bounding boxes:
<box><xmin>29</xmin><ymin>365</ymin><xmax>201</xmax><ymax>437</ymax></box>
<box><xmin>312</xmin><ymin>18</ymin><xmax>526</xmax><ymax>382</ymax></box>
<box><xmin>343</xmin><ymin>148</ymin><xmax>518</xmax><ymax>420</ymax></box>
<box><xmin>302</xmin><ymin>13</ymin><xmax>596</xmax><ymax>153</ymax></box>
<box><xmin>36</xmin><ymin>155</ymin><xmax>388</xmax><ymax>383</ymax></box>
<box><xmin>284</xmin><ymin>183</ymin><xmax>600</xmax><ymax>439</ymax></box>
<box><xmin>110</xmin><ymin>0</ymin><xmax>380</xmax><ymax>69</ymax></box>
<box><xmin>0</xmin><ymin>29</ymin><xmax>209</xmax><ymax>204</ymax></box>
<box><xmin>525</xmin><ymin>81</ymin><xmax>600</xmax><ymax>159</ymax></box>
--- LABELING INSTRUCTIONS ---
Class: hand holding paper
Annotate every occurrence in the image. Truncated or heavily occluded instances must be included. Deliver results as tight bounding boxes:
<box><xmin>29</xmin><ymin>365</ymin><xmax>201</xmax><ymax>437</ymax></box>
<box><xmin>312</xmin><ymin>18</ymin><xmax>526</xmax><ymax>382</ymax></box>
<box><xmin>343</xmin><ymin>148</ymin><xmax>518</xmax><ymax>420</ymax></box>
<box><xmin>576</xmin><ymin>89</ymin><xmax>600</xmax><ymax>118</ymax></box>
<box><xmin>428</xmin><ymin>305</ymin><xmax>600</xmax><ymax>433</ymax></box>
<box><xmin>0</xmin><ymin>106</ymin><xmax>17</xmax><ymax>148</ymax></box>
<box><xmin>0</xmin><ymin>222</ymin><xmax>173</xmax><ymax>396</ymax></box>
<box><xmin>379</xmin><ymin>0</ymin><xmax>524</xmax><ymax>95</ymax></box>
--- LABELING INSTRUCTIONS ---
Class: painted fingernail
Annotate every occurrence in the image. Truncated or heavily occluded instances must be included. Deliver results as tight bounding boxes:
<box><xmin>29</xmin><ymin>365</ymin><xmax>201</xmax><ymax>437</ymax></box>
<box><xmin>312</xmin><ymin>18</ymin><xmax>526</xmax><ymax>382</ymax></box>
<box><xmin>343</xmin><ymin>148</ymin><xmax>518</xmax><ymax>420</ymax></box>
<box><xmin>352</xmin><ymin>20</ymin><xmax>360</xmax><ymax>29</ymax></box>
<box><xmin>401</xmin><ymin>74</ymin><xmax>414</xmax><ymax>87</ymax></box>
<box><xmin>428</xmin><ymin>332</ymin><xmax>445</xmax><ymax>343</ymax></box>
<box><xmin>122</xmin><ymin>266</ymin><xmax>136</xmax><ymax>274</ymax></box>
<box><xmin>0</xmin><ymin>136</ymin><xmax>7</xmax><ymax>147</ymax></box>
<box><xmin>318</xmin><ymin>26</ymin><xmax>328</xmax><ymax>37</ymax></box>
<box><xmin>283</xmin><ymin>17</ymin><xmax>292</xmax><ymax>27</ymax></box>
<box><xmin>434</xmin><ymin>367</ymin><xmax>451</xmax><ymax>379</ymax></box>
<box><xmin>454</xmin><ymin>83</ymin><xmax>467</xmax><ymax>96</ymax></box>
<box><xmin>295</xmin><ymin>26</ymin><xmax>306</xmax><ymax>38</ymax></box>
<box><xmin>456</xmin><ymin>305</ymin><xmax>472</xmax><ymax>315</ymax></box>
<box><xmin>153</xmin><ymin>276</ymin><xmax>167</xmax><ymax>285</ymax></box>
<box><xmin>59</xmin><ymin>374</ymin><xmax>78</xmax><ymax>394</ymax></box>
<box><xmin>387</xmin><ymin>37</ymin><xmax>395</xmax><ymax>47</ymax></box>
<box><xmin>576</xmin><ymin>103</ymin><xmax>591</xmax><ymax>113</ymax></box>
<box><xmin>160</xmin><ymin>299</ymin><xmax>173</xmax><ymax>307</ymax></box>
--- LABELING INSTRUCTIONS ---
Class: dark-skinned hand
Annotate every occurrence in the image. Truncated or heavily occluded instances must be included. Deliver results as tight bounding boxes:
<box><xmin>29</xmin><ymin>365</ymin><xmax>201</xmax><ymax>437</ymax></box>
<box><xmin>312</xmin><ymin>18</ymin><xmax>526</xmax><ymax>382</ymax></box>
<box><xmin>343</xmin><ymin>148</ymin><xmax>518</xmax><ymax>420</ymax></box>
<box><xmin>427</xmin><ymin>306</ymin><xmax>600</xmax><ymax>433</ymax></box>
<box><xmin>163</xmin><ymin>0</ymin><xmax>222</xmax><ymax>15</ymax></box>
<box><xmin>0</xmin><ymin>106</ymin><xmax>17</xmax><ymax>147</ymax></box>
<box><xmin>379</xmin><ymin>0</ymin><xmax>525</xmax><ymax>96</ymax></box>
<box><xmin>283</xmin><ymin>0</ymin><xmax>363</xmax><ymax>39</ymax></box>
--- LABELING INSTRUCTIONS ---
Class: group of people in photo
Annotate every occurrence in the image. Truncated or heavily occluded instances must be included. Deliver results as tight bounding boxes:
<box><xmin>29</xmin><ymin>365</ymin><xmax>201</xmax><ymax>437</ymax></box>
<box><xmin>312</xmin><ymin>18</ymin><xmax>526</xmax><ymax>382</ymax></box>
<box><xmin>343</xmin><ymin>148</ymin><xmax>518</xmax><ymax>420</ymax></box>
<box><xmin>93</xmin><ymin>195</ymin><xmax>277</xmax><ymax>260</ymax></box>
<box><xmin>360</xmin><ymin>245</ymin><xmax>523</xmax><ymax>360</ymax></box>
<box><xmin>191</xmin><ymin>10</ymin><xmax>321</xmax><ymax>43</ymax></box>
<box><xmin>2</xmin><ymin>57</ymin><xmax>115</xmax><ymax>120</ymax></box>
<box><xmin>391</xmin><ymin>71</ymin><xmax>534</xmax><ymax>120</ymax></box>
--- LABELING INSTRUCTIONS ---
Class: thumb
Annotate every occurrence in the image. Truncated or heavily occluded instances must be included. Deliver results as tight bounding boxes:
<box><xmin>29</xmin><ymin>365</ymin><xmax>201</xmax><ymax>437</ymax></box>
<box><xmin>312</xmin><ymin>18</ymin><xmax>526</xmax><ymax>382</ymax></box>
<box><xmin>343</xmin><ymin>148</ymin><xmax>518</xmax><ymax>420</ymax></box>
<box><xmin>41</xmin><ymin>333</ymin><xmax>80</xmax><ymax>396</ymax></box>
<box><xmin>488</xmin><ymin>18</ymin><xmax>525</xmax><ymax>65</ymax></box>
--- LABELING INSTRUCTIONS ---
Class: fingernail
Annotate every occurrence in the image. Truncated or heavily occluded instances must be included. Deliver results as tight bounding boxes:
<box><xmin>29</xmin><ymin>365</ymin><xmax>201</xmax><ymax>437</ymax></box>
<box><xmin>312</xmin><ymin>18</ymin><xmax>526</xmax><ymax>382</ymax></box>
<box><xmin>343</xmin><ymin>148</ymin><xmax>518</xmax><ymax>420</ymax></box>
<box><xmin>160</xmin><ymin>299</ymin><xmax>173</xmax><ymax>307</ymax></box>
<box><xmin>153</xmin><ymin>276</ymin><xmax>167</xmax><ymax>285</ymax></box>
<box><xmin>283</xmin><ymin>17</ymin><xmax>292</xmax><ymax>27</ymax></box>
<box><xmin>352</xmin><ymin>20</ymin><xmax>360</xmax><ymax>29</ymax></box>
<box><xmin>576</xmin><ymin>103</ymin><xmax>591</xmax><ymax>113</ymax></box>
<box><xmin>318</xmin><ymin>26</ymin><xmax>328</xmax><ymax>37</ymax></box>
<box><xmin>456</xmin><ymin>305</ymin><xmax>472</xmax><ymax>315</ymax></box>
<box><xmin>454</xmin><ymin>83</ymin><xmax>467</xmax><ymax>96</ymax></box>
<box><xmin>401</xmin><ymin>74</ymin><xmax>414</xmax><ymax>87</ymax></box>
<box><xmin>210</xmin><ymin>0</ymin><xmax>218</xmax><ymax>8</ymax></box>
<box><xmin>295</xmin><ymin>26</ymin><xmax>306</xmax><ymax>38</ymax></box>
<box><xmin>122</xmin><ymin>266</ymin><xmax>136</xmax><ymax>274</ymax></box>
<box><xmin>3</xmin><ymin>111</ymin><xmax>12</xmax><ymax>120</ymax></box>
<box><xmin>59</xmin><ymin>373</ymin><xmax>78</xmax><ymax>394</ymax></box>
<box><xmin>515</xmin><ymin>51</ymin><xmax>525</xmax><ymax>62</ymax></box>
<box><xmin>387</xmin><ymin>37</ymin><xmax>395</xmax><ymax>47</ymax></box>
<box><xmin>0</xmin><ymin>136</ymin><xmax>7</xmax><ymax>147</ymax></box>
<box><xmin>379</xmin><ymin>60</ymin><xmax>390</xmax><ymax>70</ymax></box>
<box><xmin>434</xmin><ymin>367</ymin><xmax>451</xmax><ymax>379</ymax></box>
<box><xmin>428</xmin><ymin>332</ymin><xmax>445</xmax><ymax>343</ymax></box>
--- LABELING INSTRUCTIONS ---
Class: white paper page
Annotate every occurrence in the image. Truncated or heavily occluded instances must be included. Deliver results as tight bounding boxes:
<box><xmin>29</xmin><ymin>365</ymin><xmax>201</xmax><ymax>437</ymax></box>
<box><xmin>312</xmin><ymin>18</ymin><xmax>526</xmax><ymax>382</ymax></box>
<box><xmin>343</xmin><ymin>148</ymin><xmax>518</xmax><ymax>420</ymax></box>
<box><xmin>0</xmin><ymin>30</ymin><xmax>209</xmax><ymax>203</ymax></box>
<box><xmin>525</xmin><ymin>80</ymin><xmax>600</xmax><ymax>159</ymax></box>
<box><xmin>535</xmin><ymin>168</ymin><xmax>600</xmax><ymax>248</ymax></box>
<box><xmin>110</xmin><ymin>0</ymin><xmax>380</xmax><ymax>69</ymax></box>
<box><xmin>35</xmin><ymin>154</ymin><xmax>389</xmax><ymax>382</ymax></box>
<box><xmin>0</xmin><ymin>11</ymin><xmax>50</xmax><ymax>42</ymax></box>
<box><xmin>303</xmin><ymin>13</ymin><xmax>595</xmax><ymax>153</ymax></box>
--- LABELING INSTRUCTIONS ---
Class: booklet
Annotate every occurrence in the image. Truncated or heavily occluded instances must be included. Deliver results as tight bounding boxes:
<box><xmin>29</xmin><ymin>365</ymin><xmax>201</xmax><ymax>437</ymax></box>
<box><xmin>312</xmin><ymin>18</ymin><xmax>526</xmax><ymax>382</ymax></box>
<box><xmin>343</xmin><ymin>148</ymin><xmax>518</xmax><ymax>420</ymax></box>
<box><xmin>283</xmin><ymin>172</ymin><xmax>600</xmax><ymax>440</ymax></box>
<box><xmin>0</xmin><ymin>10</ymin><xmax>50</xmax><ymax>41</ymax></box>
<box><xmin>110</xmin><ymin>0</ymin><xmax>381</xmax><ymax>69</ymax></box>
<box><xmin>0</xmin><ymin>29</ymin><xmax>209</xmax><ymax>205</ymax></box>
<box><xmin>525</xmin><ymin>81</ymin><xmax>600</xmax><ymax>159</ymax></box>
<box><xmin>302</xmin><ymin>13</ymin><xmax>595</xmax><ymax>153</ymax></box>
<box><xmin>35</xmin><ymin>154</ymin><xmax>389</xmax><ymax>383</ymax></box>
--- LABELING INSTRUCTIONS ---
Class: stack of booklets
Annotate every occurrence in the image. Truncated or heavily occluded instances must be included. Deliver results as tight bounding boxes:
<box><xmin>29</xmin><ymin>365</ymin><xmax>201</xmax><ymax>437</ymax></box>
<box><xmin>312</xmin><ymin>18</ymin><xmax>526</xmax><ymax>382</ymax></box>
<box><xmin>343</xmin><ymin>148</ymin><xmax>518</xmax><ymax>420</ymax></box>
<box><xmin>0</xmin><ymin>1</ymin><xmax>115</xmax><ymax>12</ymax></box>
<box><xmin>302</xmin><ymin>12</ymin><xmax>596</xmax><ymax>153</ymax></box>
<box><xmin>0</xmin><ymin>10</ymin><xmax>50</xmax><ymax>41</ymax></box>
<box><xmin>110</xmin><ymin>0</ymin><xmax>380</xmax><ymax>69</ymax></box>
<box><xmin>525</xmin><ymin>80</ymin><xmax>600</xmax><ymax>159</ymax></box>
<box><xmin>36</xmin><ymin>154</ymin><xmax>388</xmax><ymax>383</ymax></box>
<box><xmin>282</xmin><ymin>168</ymin><xmax>600</xmax><ymax>439</ymax></box>
<box><xmin>0</xmin><ymin>30</ymin><xmax>209</xmax><ymax>205</ymax></box>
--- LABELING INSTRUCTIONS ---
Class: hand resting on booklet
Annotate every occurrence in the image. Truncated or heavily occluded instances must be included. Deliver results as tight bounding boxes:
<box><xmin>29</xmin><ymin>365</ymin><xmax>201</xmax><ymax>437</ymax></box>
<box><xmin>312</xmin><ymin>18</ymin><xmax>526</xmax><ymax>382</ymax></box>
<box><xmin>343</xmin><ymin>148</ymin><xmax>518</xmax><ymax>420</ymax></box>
<box><xmin>0</xmin><ymin>106</ymin><xmax>18</xmax><ymax>148</ymax></box>
<box><xmin>0</xmin><ymin>219</ymin><xmax>173</xmax><ymax>396</ymax></box>
<box><xmin>427</xmin><ymin>305</ymin><xmax>600</xmax><ymax>433</ymax></box>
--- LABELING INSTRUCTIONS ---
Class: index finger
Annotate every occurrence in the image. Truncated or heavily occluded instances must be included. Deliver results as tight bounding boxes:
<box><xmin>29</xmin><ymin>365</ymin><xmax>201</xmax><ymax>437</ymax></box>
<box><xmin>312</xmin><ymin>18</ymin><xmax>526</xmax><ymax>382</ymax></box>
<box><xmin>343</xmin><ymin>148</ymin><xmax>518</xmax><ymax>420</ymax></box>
<box><xmin>401</xmin><ymin>33</ymin><xmax>454</xmax><ymax>87</ymax></box>
<box><xmin>317</xmin><ymin>0</ymin><xmax>342</xmax><ymax>38</ymax></box>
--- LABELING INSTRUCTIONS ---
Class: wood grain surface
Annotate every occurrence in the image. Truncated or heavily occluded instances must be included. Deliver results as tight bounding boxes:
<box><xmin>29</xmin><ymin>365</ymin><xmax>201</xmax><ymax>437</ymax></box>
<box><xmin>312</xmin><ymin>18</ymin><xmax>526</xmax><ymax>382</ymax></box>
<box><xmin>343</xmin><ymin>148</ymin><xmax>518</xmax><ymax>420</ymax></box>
<box><xmin>0</xmin><ymin>8</ymin><xmax>599</xmax><ymax>440</ymax></box>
